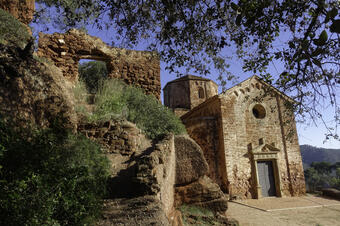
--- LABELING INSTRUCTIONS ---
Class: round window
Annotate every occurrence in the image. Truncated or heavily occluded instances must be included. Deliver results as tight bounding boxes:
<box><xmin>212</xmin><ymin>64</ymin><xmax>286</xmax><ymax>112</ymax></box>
<box><xmin>252</xmin><ymin>104</ymin><xmax>266</xmax><ymax>119</ymax></box>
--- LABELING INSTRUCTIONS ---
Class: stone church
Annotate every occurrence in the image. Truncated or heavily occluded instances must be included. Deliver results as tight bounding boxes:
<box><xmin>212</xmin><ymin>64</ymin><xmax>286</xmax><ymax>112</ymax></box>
<box><xmin>164</xmin><ymin>75</ymin><xmax>306</xmax><ymax>199</ymax></box>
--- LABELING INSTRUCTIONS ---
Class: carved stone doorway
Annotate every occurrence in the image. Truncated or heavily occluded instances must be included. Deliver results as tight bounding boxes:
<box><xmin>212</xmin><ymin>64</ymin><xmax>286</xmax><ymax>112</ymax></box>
<box><xmin>250</xmin><ymin>143</ymin><xmax>283</xmax><ymax>198</ymax></box>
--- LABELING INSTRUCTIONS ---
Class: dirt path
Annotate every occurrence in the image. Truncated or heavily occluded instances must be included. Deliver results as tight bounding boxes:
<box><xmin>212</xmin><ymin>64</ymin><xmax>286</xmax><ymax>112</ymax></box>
<box><xmin>227</xmin><ymin>196</ymin><xmax>340</xmax><ymax>226</ymax></box>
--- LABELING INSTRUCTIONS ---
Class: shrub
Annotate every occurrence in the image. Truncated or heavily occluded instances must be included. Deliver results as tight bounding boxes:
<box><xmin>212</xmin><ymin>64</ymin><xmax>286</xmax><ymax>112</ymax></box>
<box><xmin>0</xmin><ymin>119</ymin><xmax>110</xmax><ymax>225</ymax></box>
<box><xmin>0</xmin><ymin>8</ymin><xmax>31</xmax><ymax>48</ymax></box>
<box><xmin>80</xmin><ymin>79</ymin><xmax>187</xmax><ymax>140</ymax></box>
<box><xmin>78</xmin><ymin>61</ymin><xmax>108</xmax><ymax>93</ymax></box>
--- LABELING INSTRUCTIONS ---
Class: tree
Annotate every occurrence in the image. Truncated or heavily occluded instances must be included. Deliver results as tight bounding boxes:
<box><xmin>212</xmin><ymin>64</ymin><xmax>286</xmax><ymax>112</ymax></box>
<box><xmin>34</xmin><ymin>0</ymin><xmax>339</xmax><ymax>140</ymax></box>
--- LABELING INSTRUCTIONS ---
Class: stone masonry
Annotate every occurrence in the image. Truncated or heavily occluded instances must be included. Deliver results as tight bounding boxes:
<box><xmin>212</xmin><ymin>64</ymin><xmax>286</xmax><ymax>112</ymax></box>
<box><xmin>37</xmin><ymin>29</ymin><xmax>161</xmax><ymax>99</ymax></box>
<box><xmin>0</xmin><ymin>0</ymin><xmax>34</xmax><ymax>25</ymax></box>
<box><xmin>166</xmin><ymin>75</ymin><xmax>306</xmax><ymax>199</ymax></box>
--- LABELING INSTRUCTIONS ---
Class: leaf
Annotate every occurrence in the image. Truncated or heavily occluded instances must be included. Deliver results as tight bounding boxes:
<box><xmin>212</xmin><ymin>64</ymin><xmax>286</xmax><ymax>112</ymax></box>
<box><xmin>236</xmin><ymin>15</ymin><xmax>242</xmax><ymax>26</ymax></box>
<box><xmin>329</xmin><ymin>7</ymin><xmax>338</xmax><ymax>19</ymax></box>
<box><xmin>231</xmin><ymin>3</ymin><xmax>239</xmax><ymax>11</ymax></box>
<box><xmin>311</xmin><ymin>48</ymin><xmax>323</xmax><ymax>56</ymax></box>
<box><xmin>312</xmin><ymin>59</ymin><xmax>322</xmax><ymax>67</ymax></box>
<box><xmin>313</xmin><ymin>30</ymin><xmax>328</xmax><ymax>46</ymax></box>
<box><xmin>288</xmin><ymin>41</ymin><xmax>295</xmax><ymax>49</ymax></box>
<box><xmin>319</xmin><ymin>30</ymin><xmax>328</xmax><ymax>44</ymax></box>
<box><xmin>330</xmin><ymin>19</ymin><xmax>340</xmax><ymax>34</ymax></box>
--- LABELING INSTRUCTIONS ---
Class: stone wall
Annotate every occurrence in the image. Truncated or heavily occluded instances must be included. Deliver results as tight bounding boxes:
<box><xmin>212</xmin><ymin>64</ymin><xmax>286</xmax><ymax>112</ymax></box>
<box><xmin>134</xmin><ymin>135</ymin><xmax>176</xmax><ymax>217</ymax></box>
<box><xmin>37</xmin><ymin>29</ymin><xmax>161</xmax><ymax>99</ymax></box>
<box><xmin>181</xmin><ymin>96</ymin><xmax>228</xmax><ymax>192</ymax></box>
<box><xmin>218</xmin><ymin>77</ymin><xmax>305</xmax><ymax>198</ymax></box>
<box><xmin>78</xmin><ymin>120</ymin><xmax>148</xmax><ymax>156</ymax></box>
<box><xmin>0</xmin><ymin>0</ymin><xmax>34</xmax><ymax>25</ymax></box>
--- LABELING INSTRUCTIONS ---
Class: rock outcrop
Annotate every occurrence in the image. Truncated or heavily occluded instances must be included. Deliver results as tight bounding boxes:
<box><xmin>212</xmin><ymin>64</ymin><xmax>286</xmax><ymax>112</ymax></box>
<box><xmin>175</xmin><ymin>135</ymin><xmax>209</xmax><ymax>185</ymax></box>
<box><xmin>37</xmin><ymin>29</ymin><xmax>161</xmax><ymax>99</ymax></box>
<box><xmin>174</xmin><ymin>135</ymin><xmax>228</xmax><ymax>215</ymax></box>
<box><xmin>97</xmin><ymin>196</ymin><xmax>170</xmax><ymax>226</ymax></box>
<box><xmin>175</xmin><ymin>176</ymin><xmax>228</xmax><ymax>213</ymax></box>
<box><xmin>0</xmin><ymin>43</ymin><xmax>77</xmax><ymax>130</ymax></box>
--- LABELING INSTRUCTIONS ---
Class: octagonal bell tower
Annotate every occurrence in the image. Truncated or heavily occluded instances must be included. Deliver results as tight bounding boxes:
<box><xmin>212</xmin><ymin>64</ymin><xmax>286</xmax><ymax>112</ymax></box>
<box><xmin>163</xmin><ymin>75</ymin><xmax>218</xmax><ymax>116</ymax></box>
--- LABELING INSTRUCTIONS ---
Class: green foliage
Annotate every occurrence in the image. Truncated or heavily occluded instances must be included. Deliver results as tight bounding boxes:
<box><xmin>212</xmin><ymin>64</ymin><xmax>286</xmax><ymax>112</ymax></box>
<box><xmin>78</xmin><ymin>61</ymin><xmax>108</xmax><ymax>93</ymax></box>
<box><xmin>74</xmin><ymin>78</ymin><xmax>186</xmax><ymax>140</ymax></box>
<box><xmin>0</xmin><ymin>8</ymin><xmax>31</xmax><ymax>48</ymax></box>
<box><xmin>33</xmin><ymin>55</ymin><xmax>53</xmax><ymax>65</ymax></box>
<box><xmin>0</xmin><ymin>119</ymin><xmax>110</xmax><ymax>226</ymax></box>
<box><xmin>304</xmin><ymin>161</ymin><xmax>340</xmax><ymax>192</ymax></box>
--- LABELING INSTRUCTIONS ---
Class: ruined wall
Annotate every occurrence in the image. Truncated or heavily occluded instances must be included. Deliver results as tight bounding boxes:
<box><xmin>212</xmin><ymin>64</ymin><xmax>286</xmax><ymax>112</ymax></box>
<box><xmin>219</xmin><ymin>77</ymin><xmax>305</xmax><ymax>198</ymax></box>
<box><xmin>0</xmin><ymin>0</ymin><xmax>34</xmax><ymax>25</ymax></box>
<box><xmin>37</xmin><ymin>29</ymin><xmax>161</xmax><ymax>99</ymax></box>
<box><xmin>135</xmin><ymin>135</ymin><xmax>176</xmax><ymax>218</ymax></box>
<box><xmin>78</xmin><ymin>120</ymin><xmax>148</xmax><ymax>156</ymax></box>
<box><xmin>181</xmin><ymin>97</ymin><xmax>228</xmax><ymax>191</ymax></box>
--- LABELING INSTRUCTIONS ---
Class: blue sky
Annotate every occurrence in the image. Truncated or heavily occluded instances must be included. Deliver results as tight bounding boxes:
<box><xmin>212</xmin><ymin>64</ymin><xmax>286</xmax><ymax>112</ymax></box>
<box><xmin>31</xmin><ymin>6</ymin><xmax>339</xmax><ymax>149</ymax></box>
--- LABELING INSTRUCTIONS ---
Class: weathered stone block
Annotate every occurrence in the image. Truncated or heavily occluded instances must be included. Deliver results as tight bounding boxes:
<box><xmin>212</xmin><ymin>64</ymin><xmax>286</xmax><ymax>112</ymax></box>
<box><xmin>174</xmin><ymin>135</ymin><xmax>209</xmax><ymax>185</ymax></box>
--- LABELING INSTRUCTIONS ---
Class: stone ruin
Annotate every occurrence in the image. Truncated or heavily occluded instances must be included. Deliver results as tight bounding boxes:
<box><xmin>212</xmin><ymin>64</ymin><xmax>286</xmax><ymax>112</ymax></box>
<box><xmin>37</xmin><ymin>29</ymin><xmax>161</xmax><ymax>99</ymax></box>
<box><xmin>0</xmin><ymin>0</ymin><xmax>34</xmax><ymax>26</ymax></box>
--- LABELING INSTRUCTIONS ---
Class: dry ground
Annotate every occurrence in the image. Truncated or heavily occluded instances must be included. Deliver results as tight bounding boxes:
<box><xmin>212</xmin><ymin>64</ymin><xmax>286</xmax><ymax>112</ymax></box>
<box><xmin>227</xmin><ymin>195</ymin><xmax>340</xmax><ymax>226</ymax></box>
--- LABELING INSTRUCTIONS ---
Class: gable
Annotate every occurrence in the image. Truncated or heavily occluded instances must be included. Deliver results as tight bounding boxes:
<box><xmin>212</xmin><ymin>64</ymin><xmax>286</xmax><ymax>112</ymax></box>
<box><xmin>220</xmin><ymin>76</ymin><xmax>295</xmax><ymax>104</ymax></box>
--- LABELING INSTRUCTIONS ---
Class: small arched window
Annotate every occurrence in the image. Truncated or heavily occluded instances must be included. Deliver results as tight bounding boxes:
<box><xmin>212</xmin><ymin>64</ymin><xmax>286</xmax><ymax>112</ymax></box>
<box><xmin>198</xmin><ymin>87</ymin><xmax>205</xmax><ymax>99</ymax></box>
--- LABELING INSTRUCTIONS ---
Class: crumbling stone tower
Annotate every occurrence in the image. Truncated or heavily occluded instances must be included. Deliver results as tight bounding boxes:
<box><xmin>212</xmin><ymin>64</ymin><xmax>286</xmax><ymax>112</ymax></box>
<box><xmin>163</xmin><ymin>75</ymin><xmax>218</xmax><ymax>116</ymax></box>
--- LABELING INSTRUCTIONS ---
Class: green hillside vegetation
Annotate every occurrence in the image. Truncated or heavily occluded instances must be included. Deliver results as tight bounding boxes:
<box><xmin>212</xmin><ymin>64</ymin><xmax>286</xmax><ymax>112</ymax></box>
<box><xmin>75</xmin><ymin>61</ymin><xmax>187</xmax><ymax>140</ymax></box>
<box><xmin>301</xmin><ymin>145</ymin><xmax>340</xmax><ymax>192</ymax></box>
<box><xmin>304</xmin><ymin>161</ymin><xmax>340</xmax><ymax>192</ymax></box>
<box><xmin>0</xmin><ymin>120</ymin><xmax>110</xmax><ymax>225</ymax></box>
<box><xmin>0</xmin><ymin>8</ymin><xmax>31</xmax><ymax>48</ymax></box>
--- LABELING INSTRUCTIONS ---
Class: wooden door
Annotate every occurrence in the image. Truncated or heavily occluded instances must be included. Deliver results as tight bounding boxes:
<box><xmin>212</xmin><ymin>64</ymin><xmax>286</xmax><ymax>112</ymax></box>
<box><xmin>257</xmin><ymin>161</ymin><xmax>276</xmax><ymax>197</ymax></box>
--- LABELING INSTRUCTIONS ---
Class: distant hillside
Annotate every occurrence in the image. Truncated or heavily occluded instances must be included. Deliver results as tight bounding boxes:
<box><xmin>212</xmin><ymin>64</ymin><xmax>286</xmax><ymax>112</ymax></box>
<box><xmin>300</xmin><ymin>145</ymin><xmax>340</xmax><ymax>169</ymax></box>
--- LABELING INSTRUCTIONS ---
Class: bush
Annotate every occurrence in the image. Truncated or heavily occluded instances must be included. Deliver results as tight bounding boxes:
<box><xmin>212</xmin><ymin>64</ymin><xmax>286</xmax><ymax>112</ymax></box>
<box><xmin>75</xmin><ymin>79</ymin><xmax>187</xmax><ymax>140</ymax></box>
<box><xmin>0</xmin><ymin>120</ymin><xmax>110</xmax><ymax>225</ymax></box>
<box><xmin>78</xmin><ymin>61</ymin><xmax>108</xmax><ymax>93</ymax></box>
<box><xmin>0</xmin><ymin>8</ymin><xmax>31</xmax><ymax>48</ymax></box>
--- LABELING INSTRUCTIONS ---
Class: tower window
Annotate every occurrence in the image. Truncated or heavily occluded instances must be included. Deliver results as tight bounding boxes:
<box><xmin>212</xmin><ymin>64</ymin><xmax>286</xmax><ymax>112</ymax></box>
<box><xmin>198</xmin><ymin>87</ymin><xmax>205</xmax><ymax>99</ymax></box>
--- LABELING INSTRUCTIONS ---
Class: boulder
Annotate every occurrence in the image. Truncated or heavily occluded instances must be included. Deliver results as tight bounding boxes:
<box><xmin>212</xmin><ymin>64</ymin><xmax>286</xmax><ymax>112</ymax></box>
<box><xmin>0</xmin><ymin>43</ymin><xmax>77</xmax><ymax>131</ymax></box>
<box><xmin>175</xmin><ymin>175</ymin><xmax>228</xmax><ymax>213</ymax></box>
<box><xmin>175</xmin><ymin>135</ymin><xmax>209</xmax><ymax>185</ymax></box>
<box><xmin>97</xmin><ymin>196</ymin><xmax>170</xmax><ymax>226</ymax></box>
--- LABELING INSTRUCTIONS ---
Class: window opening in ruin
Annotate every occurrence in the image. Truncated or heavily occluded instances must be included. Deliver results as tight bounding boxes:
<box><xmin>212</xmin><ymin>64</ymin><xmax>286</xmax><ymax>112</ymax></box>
<box><xmin>198</xmin><ymin>87</ymin><xmax>205</xmax><ymax>99</ymax></box>
<box><xmin>252</xmin><ymin>104</ymin><xmax>266</xmax><ymax>119</ymax></box>
<box><xmin>78</xmin><ymin>59</ymin><xmax>108</xmax><ymax>94</ymax></box>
